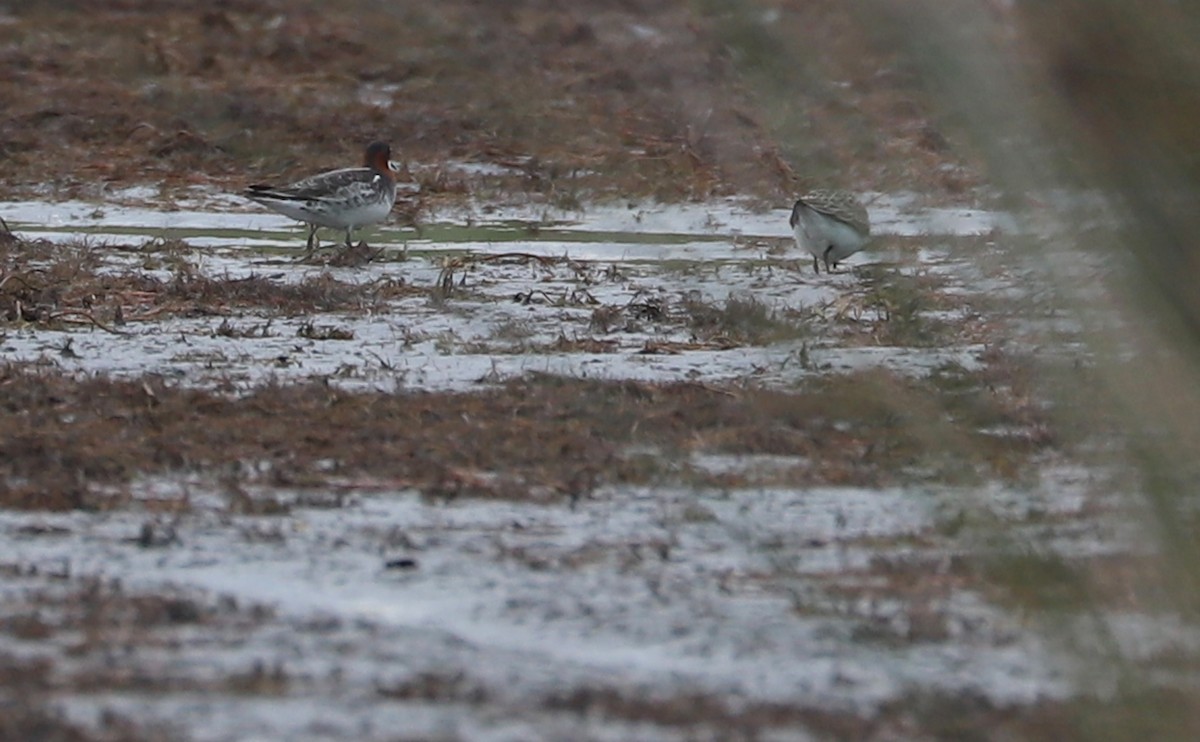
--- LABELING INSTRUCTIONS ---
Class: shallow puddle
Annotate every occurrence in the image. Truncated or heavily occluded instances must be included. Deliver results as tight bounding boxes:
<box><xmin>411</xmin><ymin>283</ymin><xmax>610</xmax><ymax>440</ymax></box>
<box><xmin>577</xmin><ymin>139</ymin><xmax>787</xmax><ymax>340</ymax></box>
<box><xmin>1</xmin><ymin>189</ymin><xmax>1008</xmax><ymax>248</ymax></box>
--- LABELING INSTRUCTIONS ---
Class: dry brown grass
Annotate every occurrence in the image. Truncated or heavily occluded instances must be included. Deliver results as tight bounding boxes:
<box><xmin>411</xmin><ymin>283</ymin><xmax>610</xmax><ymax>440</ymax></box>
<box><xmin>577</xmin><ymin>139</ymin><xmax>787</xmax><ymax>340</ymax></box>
<box><xmin>0</xmin><ymin>361</ymin><xmax>1054</xmax><ymax>511</ymax></box>
<box><xmin>0</xmin><ymin>698</ymin><xmax>176</xmax><ymax>742</ymax></box>
<box><xmin>538</xmin><ymin>682</ymin><xmax>1200</xmax><ymax>742</ymax></box>
<box><xmin>0</xmin><ymin>575</ymin><xmax>283</xmax><ymax>741</ymax></box>
<box><xmin>0</xmin><ymin>0</ymin><xmax>972</xmax><ymax>205</ymax></box>
<box><xmin>543</xmin><ymin>685</ymin><xmax>876</xmax><ymax>739</ymax></box>
<box><xmin>0</xmin><ymin>236</ymin><xmax>418</xmax><ymax>330</ymax></box>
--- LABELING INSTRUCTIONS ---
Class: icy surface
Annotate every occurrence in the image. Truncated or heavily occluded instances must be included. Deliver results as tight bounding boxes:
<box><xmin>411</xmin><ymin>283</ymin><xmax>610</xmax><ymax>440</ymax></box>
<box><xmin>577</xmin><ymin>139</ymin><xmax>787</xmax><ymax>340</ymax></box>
<box><xmin>3</xmin><ymin>476</ymin><xmax>1082</xmax><ymax>740</ymax></box>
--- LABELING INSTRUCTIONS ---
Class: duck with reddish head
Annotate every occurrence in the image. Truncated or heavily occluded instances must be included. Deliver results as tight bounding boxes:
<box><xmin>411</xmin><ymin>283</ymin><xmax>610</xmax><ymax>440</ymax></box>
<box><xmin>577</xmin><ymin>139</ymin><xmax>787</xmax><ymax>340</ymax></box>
<box><xmin>244</xmin><ymin>141</ymin><xmax>397</xmax><ymax>253</ymax></box>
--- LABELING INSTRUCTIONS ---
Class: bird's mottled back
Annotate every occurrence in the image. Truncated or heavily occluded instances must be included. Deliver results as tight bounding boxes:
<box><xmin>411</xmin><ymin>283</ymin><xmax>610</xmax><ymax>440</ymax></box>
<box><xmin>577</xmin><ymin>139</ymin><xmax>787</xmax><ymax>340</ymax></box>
<box><xmin>281</xmin><ymin>167</ymin><xmax>389</xmax><ymax>202</ymax></box>
<box><xmin>791</xmin><ymin>190</ymin><xmax>870</xmax><ymax>237</ymax></box>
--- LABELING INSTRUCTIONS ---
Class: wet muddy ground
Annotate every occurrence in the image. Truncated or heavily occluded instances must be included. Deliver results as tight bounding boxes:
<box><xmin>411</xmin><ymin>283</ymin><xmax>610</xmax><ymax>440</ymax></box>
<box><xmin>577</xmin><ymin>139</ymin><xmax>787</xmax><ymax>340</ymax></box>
<box><xmin>1</xmin><ymin>2</ymin><xmax>1193</xmax><ymax>741</ymax></box>
<box><xmin>0</xmin><ymin>190</ymin><xmax>1162</xmax><ymax>741</ymax></box>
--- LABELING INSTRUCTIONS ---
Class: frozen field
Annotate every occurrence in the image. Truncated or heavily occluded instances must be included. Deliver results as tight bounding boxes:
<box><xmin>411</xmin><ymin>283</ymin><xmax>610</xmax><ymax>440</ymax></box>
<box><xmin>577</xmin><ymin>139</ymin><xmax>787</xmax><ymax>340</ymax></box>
<box><xmin>0</xmin><ymin>194</ymin><xmax>1146</xmax><ymax>741</ymax></box>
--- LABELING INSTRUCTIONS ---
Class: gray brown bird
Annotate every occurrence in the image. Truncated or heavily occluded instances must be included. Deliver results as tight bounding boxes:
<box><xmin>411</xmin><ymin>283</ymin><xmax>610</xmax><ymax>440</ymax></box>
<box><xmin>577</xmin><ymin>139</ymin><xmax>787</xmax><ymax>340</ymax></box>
<box><xmin>789</xmin><ymin>190</ymin><xmax>871</xmax><ymax>273</ymax></box>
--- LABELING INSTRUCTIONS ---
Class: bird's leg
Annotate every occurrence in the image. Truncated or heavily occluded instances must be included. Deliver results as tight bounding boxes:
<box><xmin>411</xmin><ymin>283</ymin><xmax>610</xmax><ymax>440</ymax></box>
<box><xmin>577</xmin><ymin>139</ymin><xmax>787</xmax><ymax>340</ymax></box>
<box><xmin>305</xmin><ymin>224</ymin><xmax>319</xmax><ymax>253</ymax></box>
<box><xmin>812</xmin><ymin>255</ymin><xmax>820</xmax><ymax>274</ymax></box>
<box><xmin>823</xmin><ymin>246</ymin><xmax>834</xmax><ymax>274</ymax></box>
<box><xmin>344</xmin><ymin>226</ymin><xmax>354</xmax><ymax>248</ymax></box>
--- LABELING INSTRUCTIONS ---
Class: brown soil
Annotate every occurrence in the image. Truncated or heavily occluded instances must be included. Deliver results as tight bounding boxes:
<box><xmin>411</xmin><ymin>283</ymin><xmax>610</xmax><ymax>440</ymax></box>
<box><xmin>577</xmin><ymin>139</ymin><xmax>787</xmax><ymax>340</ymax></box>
<box><xmin>0</xmin><ymin>0</ymin><xmax>976</xmax><ymax>206</ymax></box>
